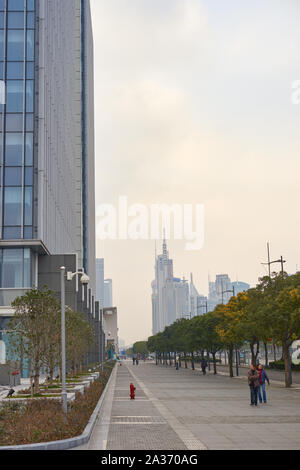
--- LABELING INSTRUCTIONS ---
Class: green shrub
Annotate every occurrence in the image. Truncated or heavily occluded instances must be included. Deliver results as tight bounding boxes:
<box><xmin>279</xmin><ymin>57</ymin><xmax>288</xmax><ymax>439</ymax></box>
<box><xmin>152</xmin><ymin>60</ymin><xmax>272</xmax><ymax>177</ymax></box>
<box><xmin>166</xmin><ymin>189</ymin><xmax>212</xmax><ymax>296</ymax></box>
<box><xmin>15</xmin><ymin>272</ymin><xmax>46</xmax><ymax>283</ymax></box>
<box><xmin>266</xmin><ymin>360</ymin><xmax>300</xmax><ymax>372</ymax></box>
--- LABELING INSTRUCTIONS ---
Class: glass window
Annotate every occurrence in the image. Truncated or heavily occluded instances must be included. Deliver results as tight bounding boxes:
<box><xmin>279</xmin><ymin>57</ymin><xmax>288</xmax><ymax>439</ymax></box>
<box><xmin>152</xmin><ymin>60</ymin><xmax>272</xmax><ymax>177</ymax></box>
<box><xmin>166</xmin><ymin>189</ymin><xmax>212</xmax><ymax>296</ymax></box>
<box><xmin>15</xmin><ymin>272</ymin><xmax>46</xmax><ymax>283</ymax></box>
<box><xmin>27</xmin><ymin>12</ymin><xmax>34</xmax><ymax>29</ymax></box>
<box><xmin>25</xmin><ymin>132</ymin><xmax>32</xmax><ymax>165</ymax></box>
<box><xmin>25</xmin><ymin>80</ymin><xmax>33</xmax><ymax>112</ymax></box>
<box><xmin>0</xmin><ymin>12</ymin><xmax>4</xmax><ymax>28</ymax></box>
<box><xmin>7</xmin><ymin>30</ymin><xmax>25</xmax><ymax>61</ymax></box>
<box><xmin>7</xmin><ymin>62</ymin><xmax>24</xmax><ymax>79</ymax></box>
<box><xmin>25</xmin><ymin>166</ymin><xmax>32</xmax><ymax>185</ymax></box>
<box><xmin>8</xmin><ymin>0</ymin><xmax>25</xmax><ymax>11</ymax></box>
<box><xmin>0</xmin><ymin>62</ymin><xmax>3</xmax><ymax>79</ymax></box>
<box><xmin>0</xmin><ymin>1</ymin><xmax>4</xmax><ymax>11</ymax></box>
<box><xmin>26</xmin><ymin>62</ymin><xmax>34</xmax><ymax>79</ymax></box>
<box><xmin>26</xmin><ymin>30</ymin><xmax>34</xmax><ymax>61</ymax></box>
<box><xmin>6</xmin><ymin>113</ymin><xmax>23</xmax><ymax>131</ymax></box>
<box><xmin>4</xmin><ymin>186</ymin><xmax>22</xmax><ymax>225</ymax></box>
<box><xmin>27</xmin><ymin>0</ymin><xmax>34</xmax><ymax>12</ymax></box>
<box><xmin>26</xmin><ymin>113</ymin><xmax>33</xmax><ymax>131</ymax></box>
<box><xmin>0</xmin><ymin>138</ymin><xmax>2</xmax><ymax>165</ymax></box>
<box><xmin>23</xmin><ymin>248</ymin><xmax>31</xmax><ymax>285</ymax></box>
<box><xmin>24</xmin><ymin>226</ymin><xmax>32</xmax><ymax>240</ymax></box>
<box><xmin>24</xmin><ymin>186</ymin><xmax>32</xmax><ymax>225</ymax></box>
<box><xmin>5</xmin><ymin>133</ymin><xmax>23</xmax><ymax>166</ymax></box>
<box><xmin>6</xmin><ymin>80</ymin><xmax>23</xmax><ymax>112</ymax></box>
<box><xmin>3</xmin><ymin>226</ymin><xmax>21</xmax><ymax>240</ymax></box>
<box><xmin>5</xmin><ymin>166</ymin><xmax>22</xmax><ymax>186</ymax></box>
<box><xmin>8</xmin><ymin>12</ymin><xmax>25</xmax><ymax>29</ymax></box>
<box><xmin>2</xmin><ymin>249</ymin><xmax>23</xmax><ymax>288</ymax></box>
<box><xmin>0</xmin><ymin>30</ymin><xmax>4</xmax><ymax>61</ymax></box>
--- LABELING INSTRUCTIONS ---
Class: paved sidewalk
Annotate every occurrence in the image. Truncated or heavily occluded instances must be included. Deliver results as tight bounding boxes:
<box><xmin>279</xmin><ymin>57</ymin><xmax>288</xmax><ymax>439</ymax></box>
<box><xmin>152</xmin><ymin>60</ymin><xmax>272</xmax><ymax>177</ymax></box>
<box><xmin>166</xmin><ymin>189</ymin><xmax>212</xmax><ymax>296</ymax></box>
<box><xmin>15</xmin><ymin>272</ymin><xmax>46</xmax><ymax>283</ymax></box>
<box><xmin>209</xmin><ymin>363</ymin><xmax>300</xmax><ymax>386</ymax></box>
<box><xmin>77</xmin><ymin>360</ymin><xmax>300</xmax><ymax>450</ymax></box>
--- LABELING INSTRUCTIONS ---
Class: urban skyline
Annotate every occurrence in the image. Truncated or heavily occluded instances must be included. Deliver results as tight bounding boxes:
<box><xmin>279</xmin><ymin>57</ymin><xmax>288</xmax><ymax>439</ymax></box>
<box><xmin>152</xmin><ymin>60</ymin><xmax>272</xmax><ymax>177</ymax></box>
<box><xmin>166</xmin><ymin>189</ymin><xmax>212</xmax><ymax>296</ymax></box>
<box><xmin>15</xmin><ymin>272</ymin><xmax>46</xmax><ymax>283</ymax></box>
<box><xmin>151</xmin><ymin>237</ymin><xmax>251</xmax><ymax>336</ymax></box>
<box><xmin>91</xmin><ymin>0</ymin><xmax>300</xmax><ymax>346</ymax></box>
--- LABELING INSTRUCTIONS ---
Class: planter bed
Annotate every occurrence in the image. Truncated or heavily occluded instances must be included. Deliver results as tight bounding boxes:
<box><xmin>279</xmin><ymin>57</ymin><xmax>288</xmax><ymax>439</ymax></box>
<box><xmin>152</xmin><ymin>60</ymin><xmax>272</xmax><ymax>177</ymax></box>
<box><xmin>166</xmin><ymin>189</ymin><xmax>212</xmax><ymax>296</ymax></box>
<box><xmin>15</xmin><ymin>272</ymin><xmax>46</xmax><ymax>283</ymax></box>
<box><xmin>4</xmin><ymin>392</ymin><xmax>75</xmax><ymax>402</ymax></box>
<box><xmin>0</xmin><ymin>362</ymin><xmax>115</xmax><ymax>447</ymax></box>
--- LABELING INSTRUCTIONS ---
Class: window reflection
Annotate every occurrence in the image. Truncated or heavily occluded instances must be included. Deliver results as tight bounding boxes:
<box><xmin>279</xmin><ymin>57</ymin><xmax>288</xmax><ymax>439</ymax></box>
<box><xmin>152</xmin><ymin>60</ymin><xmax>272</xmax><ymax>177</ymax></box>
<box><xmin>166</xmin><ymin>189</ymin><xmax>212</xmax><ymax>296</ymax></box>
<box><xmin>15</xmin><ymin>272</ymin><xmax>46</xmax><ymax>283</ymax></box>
<box><xmin>5</xmin><ymin>133</ymin><xmax>23</xmax><ymax>166</ymax></box>
<box><xmin>7</xmin><ymin>30</ymin><xmax>24</xmax><ymax>61</ymax></box>
<box><xmin>4</xmin><ymin>186</ymin><xmax>22</xmax><ymax>225</ymax></box>
<box><xmin>6</xmin><ymin>80</ymin><xmax>24</xmax><ymax>112</ymax></box>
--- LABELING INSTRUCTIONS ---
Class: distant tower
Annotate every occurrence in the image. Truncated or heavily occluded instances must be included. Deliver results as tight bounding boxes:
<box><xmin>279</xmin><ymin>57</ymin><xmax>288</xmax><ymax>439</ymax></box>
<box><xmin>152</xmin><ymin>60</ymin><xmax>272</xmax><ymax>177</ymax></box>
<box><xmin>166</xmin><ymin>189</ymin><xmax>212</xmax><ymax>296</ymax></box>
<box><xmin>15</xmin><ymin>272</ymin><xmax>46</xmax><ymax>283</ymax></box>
<box><xmin>163</xmin><ymin>229</ymin><xmax>168</xmax><ymax>260</ymax></box>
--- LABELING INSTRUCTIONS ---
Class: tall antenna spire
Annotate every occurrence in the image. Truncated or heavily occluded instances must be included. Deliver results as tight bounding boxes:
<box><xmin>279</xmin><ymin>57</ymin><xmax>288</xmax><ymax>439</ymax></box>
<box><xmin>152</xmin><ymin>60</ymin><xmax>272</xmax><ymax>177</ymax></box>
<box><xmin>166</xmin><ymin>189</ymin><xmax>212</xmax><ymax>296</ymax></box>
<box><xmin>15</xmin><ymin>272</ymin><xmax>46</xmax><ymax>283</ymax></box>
<box><xmin>163</xmin><ymin>228</ymin><xmax>168</xmax><ymax>260</ymax></box>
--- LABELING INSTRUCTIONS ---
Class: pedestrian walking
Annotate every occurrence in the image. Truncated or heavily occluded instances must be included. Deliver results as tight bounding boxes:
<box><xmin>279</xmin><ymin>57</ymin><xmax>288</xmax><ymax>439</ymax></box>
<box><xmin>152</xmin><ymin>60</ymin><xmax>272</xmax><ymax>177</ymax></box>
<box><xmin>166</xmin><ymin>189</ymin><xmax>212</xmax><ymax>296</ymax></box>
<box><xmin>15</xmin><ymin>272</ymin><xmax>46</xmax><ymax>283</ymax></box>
<box><xmin>257</xmin><ymin>364</ymin><xmax>270</xmax><ymax>404</ymax></box>
<box><xmin>136</xmin><ymin>358</ymin><xmax>139</xmax><ymax>366</ymax></box>
<box><xmin>201</xmin><ymin>358</ymin><xmax>208</xmax><ymax>375</ymax></box>
<box><xmin>132</xmin><ymin>356</ymin><xmax>136</xmax><ymax>365</ymax></box>
<box><xmin>248</xmin><ymin>364</ymin><xmax>259</xmax><ymax>406</ymax></box>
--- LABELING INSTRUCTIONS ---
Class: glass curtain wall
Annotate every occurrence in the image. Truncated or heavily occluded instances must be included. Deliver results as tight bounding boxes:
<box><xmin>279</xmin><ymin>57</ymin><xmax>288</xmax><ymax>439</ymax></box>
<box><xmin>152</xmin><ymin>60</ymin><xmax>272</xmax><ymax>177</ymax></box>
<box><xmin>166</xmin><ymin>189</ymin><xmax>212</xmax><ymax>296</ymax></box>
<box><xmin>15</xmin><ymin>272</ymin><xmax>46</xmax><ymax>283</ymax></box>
<box><xmin>0</xmin><ymin>0</ymin><xmax>35</xmax><ymax>241</ymax></box>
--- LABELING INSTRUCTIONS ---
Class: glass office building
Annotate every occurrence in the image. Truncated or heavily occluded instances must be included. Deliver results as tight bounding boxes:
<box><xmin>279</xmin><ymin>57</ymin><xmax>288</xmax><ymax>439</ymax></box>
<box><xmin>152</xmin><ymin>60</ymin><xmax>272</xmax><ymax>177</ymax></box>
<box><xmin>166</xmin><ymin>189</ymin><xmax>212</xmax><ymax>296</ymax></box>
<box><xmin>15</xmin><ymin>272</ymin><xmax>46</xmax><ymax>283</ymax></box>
<box><xmin>0</xmin><ymin>0</ymin><xmax>35</xmax><ymax>298</ymax></box>
<box><xmin>0</xmin><ymin>0</ymin><xmax>96</xmax><ymax>324</ymax></box>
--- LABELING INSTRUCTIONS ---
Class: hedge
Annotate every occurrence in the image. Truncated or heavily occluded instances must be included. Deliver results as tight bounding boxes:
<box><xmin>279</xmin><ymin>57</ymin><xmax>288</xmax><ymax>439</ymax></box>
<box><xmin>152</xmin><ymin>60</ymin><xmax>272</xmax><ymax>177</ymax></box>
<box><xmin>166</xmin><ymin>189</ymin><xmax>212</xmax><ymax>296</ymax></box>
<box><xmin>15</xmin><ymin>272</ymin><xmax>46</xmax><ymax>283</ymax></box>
<box><xmin>266</xmin><ymin>360</ymin><xmax>300</xmax><ymax>372</ymax></box>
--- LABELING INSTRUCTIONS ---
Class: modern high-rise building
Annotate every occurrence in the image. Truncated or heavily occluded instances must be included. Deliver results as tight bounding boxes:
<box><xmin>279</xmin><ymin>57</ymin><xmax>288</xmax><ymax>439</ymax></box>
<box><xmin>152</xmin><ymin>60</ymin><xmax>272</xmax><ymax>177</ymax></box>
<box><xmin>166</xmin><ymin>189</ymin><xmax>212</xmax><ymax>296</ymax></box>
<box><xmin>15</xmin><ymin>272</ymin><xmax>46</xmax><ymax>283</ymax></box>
<box><xmin>0</xmin><ymin>0</ymin><xmax>99</xmax><ymax>370</ymax></box>
<box><xmin>96</xmin><ymin>258</ymin><xmax>104</xmax><ymax>308</ymax></box>
<box><xmin>232</xmin><ymin>281</ymin><xmax>250</xmax><ymax>296</ymax></box>
<box><xmin>208</xmin><ymin>275</ymin><xmax>250</xmax><ymax>310</ymax></box>
<box><xmin>151</xmin><ymin>239</ymin><xmax>189</xmax><ymax>334</ymax></box>
<box><xmin>104</xmin><ymin>279</ymin><xmax>113</xmax><ymax>307</ymax></box>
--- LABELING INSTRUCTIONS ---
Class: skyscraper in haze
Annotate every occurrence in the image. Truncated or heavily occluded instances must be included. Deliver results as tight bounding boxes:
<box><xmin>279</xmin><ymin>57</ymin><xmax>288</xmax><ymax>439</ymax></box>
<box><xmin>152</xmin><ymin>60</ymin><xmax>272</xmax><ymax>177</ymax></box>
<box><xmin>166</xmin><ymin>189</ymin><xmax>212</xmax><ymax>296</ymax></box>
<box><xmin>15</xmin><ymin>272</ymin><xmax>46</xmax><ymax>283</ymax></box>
<box><xmin>151</xmin><ymin>238</ymin><xmax>188</xmax><ymax>334</ymax></box>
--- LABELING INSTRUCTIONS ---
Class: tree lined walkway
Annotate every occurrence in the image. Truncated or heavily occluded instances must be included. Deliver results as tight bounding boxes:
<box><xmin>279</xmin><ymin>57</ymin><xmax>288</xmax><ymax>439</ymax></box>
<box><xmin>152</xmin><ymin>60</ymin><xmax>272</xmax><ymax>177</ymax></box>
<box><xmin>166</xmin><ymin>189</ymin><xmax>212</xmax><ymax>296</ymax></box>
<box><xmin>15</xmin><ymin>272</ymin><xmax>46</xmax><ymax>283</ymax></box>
<box><xmin>77</xmin><ymin>360</ymin><xmax>300</xmax><ymax>450</ymax></box>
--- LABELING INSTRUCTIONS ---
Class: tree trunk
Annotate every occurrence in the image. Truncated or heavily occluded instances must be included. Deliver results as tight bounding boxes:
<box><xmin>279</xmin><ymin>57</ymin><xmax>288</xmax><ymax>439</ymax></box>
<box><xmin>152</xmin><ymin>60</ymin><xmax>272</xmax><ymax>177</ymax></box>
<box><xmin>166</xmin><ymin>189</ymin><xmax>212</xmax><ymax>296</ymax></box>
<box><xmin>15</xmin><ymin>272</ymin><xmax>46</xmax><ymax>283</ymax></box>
<box><xmin>250</xmin><ymin>342</ymin><xmax>259</xmax><ymax>366</ymax></box>
<box><xmin>264</xmin><ymin>343</ymin><xmax>269</xmax><ymax>366</ymax></box>
<box><xmin>30</xmin><ymin>375</ymin><xmax>34</xmax><ymax>398</ymax></box>
<box><xmin>184</xmin><ymin>352</ymin><xmax>188</xmax><ymax>368</ymax></box>
<box><xmin>179</xmin><ymin>355</ymin><xmax>182</xmax><ymax>368</ymax></box>
<box><xmin>169</xmin><ymin>352</ymin><xmax>172</xmax><ymax>366</ymax></box>
<box><xmin>191</xmin><ymin>352</ymin><xmax>195</xmax><ymax>370</ymax></box>
<box><xmin>282</xmin><ymin>340</ymin><xmax>292</xmax><ymax>388</ymax></box>
<box><xmin>212</xmin><ymin>352</ymin><xmax>217</xmax><ymax>374</ymax></box>
<box><xmin>273</xmin><ymin>344</ymin><xmax>276</xmax><ymax>362</ymax></box>
<box><xmin>34</xmin><ymin>373</ymin><xmax>40</xmax><ymax>395</ymax></box>
<box><xmin>228</xmin><ymin>347</ymin><xmax>234</xmax><ymax>378</ymax></box>
<box><xmin>45</xmin><ymin>371</ymin><xmax>49</xmax><ymax>392</ymax></box>
<box><xmin>49</xmin><ymin>366</ymin><xmax>54</xmax><ymax>386</ymax></box>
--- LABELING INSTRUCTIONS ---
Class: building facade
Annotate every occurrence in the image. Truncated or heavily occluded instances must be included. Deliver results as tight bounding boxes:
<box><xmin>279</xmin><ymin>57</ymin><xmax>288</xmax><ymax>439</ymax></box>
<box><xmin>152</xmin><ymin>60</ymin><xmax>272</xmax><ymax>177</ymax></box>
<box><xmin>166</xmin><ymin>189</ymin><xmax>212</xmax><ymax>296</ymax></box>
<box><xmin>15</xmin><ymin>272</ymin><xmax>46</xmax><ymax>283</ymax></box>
<box><xmin>104</xmin><ymin>278</ymin><xmax>113</xmax><ymax>307</ymax></box>
<box><xmin>151</xmin><ymin>239</ymin><xmax>189</xmax><ymax>334</ymax></box>
<box><xmin>0</xmin><ymin>0</ymin><xmax>98</xmax><ymax>370</ymax></box>
<box><xmin>96</xmin><ymin>258</ymin><xmax>104</xmax><ymax>308</ymax></box>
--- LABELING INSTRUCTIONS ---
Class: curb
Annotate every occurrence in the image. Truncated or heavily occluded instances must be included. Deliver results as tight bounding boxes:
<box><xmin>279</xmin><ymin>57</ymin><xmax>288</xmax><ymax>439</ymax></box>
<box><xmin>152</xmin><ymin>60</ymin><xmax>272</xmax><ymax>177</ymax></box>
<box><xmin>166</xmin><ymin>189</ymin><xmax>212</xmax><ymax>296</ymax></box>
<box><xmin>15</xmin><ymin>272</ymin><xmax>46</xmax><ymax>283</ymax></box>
<box><xmin>0</xmin><ymin>365</ymin><xmax>116</xmax><ymax>451</ymax></box>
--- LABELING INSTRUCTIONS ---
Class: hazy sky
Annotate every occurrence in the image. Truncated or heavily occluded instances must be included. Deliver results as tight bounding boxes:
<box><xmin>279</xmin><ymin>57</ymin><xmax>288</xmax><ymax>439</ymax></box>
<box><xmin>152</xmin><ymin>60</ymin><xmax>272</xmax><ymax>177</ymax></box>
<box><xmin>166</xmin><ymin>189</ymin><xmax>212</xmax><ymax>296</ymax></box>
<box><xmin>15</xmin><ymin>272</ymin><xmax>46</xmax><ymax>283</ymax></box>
<box><xmin>90</xmin><ymin>0</ymin><xmax>300</xmax><ymax>346</ymax></box>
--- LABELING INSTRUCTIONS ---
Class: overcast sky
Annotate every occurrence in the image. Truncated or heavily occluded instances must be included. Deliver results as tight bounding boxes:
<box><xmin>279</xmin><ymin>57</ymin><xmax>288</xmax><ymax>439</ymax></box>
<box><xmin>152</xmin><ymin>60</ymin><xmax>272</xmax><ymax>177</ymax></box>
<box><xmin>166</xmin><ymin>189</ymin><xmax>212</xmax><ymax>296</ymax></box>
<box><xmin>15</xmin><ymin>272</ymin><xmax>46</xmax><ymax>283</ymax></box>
<box><xmin>90</xmin><ymin>0</ymin><xmax>300</xmax><ymax>346</ymax></box>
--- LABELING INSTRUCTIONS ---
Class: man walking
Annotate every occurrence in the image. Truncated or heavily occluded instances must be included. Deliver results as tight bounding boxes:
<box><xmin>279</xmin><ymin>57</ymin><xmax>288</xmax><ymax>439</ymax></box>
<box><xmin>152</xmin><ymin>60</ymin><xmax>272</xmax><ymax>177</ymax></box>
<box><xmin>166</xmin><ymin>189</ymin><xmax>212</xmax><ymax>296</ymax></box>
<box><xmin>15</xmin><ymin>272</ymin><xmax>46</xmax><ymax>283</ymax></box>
<box><xmin>248</xmin><ymin>364</ymin><xmax>259</xmax><ymax>406</ymax></box>
<box><xmin>201</xmin><ymin>358</ymin><xmax>208</xmax><ymax>375</ymax></box>
<box><xmin>257</xmin><ymin>364</ymin><xmax>270</xmax><ymax>404</ymax></box>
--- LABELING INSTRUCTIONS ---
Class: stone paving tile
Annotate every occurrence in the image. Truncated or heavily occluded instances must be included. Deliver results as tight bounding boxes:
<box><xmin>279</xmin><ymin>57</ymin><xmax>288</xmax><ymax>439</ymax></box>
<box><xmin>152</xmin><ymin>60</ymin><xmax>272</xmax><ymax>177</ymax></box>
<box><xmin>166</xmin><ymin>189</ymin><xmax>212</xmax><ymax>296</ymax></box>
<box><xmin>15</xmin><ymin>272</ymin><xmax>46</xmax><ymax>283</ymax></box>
<box><xmin>107</xmin><ymin>424</ymin><xmax>187</xmax><ymax>450</ymax></box>
<box><xmin>85</xmin><ymin>361</ymin><xmax>300</xmax><ymax>450</ymax></box>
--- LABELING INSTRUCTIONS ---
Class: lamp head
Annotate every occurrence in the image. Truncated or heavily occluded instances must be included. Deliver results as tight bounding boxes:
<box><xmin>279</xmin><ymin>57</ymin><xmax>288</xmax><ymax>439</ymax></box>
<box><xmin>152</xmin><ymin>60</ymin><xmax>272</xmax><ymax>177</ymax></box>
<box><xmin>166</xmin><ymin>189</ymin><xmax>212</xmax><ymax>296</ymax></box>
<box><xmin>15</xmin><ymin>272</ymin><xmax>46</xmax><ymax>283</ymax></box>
<box><xmin>80</xmin><ymin>273</ymin><xmax>90</xmax><ymax>285</ymax></box>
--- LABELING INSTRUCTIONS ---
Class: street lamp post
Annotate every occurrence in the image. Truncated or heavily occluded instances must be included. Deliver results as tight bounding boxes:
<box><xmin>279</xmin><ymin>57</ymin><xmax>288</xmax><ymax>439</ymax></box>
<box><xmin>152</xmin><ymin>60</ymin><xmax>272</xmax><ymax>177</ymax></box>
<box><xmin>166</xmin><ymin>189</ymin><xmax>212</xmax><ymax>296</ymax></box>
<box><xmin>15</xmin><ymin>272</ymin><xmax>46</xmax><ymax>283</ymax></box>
<box><xmin>60</xmin><ymin>267</ymin><xmax>67</xmax><ymax>414</ymax></box>
<box><xmin>60</xmin><ymin>267</ymin><xmax>90</xmax><ymax>413</ymax></box>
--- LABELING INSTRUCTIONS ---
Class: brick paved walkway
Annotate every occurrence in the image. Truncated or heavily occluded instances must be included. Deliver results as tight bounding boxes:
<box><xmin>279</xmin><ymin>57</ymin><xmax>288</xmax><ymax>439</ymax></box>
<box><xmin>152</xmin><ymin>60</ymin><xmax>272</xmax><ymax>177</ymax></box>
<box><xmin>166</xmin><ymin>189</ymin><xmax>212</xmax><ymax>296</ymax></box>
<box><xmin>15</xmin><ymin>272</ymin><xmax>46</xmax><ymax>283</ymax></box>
<box><xmin>77</xmin><ymin>360</ymin><xmax>300</xmax><ymax>450</ymax></box>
